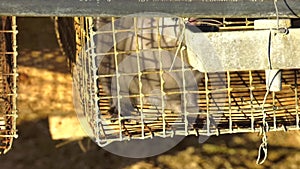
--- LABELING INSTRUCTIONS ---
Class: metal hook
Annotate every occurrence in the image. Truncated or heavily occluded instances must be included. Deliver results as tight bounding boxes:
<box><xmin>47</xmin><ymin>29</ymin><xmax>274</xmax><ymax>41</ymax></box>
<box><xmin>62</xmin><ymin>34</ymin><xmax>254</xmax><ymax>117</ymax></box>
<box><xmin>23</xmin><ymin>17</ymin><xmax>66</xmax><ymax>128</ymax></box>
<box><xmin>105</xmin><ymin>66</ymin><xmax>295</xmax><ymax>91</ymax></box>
<box><xmin>256</xmin><ymin>142</ymin><xmax>268</xmax><ymax>165</ymax></box>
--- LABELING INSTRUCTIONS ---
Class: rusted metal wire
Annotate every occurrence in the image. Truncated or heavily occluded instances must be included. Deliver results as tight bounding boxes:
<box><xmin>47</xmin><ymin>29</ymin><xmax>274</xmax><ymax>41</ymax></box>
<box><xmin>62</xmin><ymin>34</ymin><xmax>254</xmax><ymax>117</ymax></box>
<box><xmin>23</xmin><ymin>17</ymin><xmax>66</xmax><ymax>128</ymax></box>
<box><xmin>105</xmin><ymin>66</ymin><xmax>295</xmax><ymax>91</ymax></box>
<box><xmin>0</xmin><ymin>16</ymin><xmax>18</xmax><ymax>154</ymax></box>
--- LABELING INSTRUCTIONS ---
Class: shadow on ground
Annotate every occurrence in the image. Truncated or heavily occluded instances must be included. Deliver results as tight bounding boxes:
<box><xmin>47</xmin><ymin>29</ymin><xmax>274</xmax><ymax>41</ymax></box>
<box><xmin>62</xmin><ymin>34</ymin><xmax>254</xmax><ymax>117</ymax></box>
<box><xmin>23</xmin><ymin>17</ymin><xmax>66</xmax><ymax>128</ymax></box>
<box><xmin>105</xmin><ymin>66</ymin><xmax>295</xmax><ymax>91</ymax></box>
<box><xmin>0</xmin><ymin>119</ymin><xmax>299</xmax><ymax>169</ymax></box>
<box><xmin>17</xmin><ymin>17</ymin><xmax>69</xmax><ymax>74</ymax></box>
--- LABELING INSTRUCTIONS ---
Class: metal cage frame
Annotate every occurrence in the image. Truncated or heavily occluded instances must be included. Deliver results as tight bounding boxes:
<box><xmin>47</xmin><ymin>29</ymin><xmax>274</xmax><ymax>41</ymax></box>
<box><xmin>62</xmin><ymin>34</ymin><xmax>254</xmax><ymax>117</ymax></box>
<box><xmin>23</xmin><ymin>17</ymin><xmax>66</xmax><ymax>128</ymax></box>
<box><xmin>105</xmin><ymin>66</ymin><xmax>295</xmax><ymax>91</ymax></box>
<box><xmin>66</xmin><ymin>16</ymin><xmax>300</xmax><ymax>146</ymax></box>
<box><xmin>0</xmin><ymin>16</ymin><xmax>18</xmax><ymax>154</ymax></box>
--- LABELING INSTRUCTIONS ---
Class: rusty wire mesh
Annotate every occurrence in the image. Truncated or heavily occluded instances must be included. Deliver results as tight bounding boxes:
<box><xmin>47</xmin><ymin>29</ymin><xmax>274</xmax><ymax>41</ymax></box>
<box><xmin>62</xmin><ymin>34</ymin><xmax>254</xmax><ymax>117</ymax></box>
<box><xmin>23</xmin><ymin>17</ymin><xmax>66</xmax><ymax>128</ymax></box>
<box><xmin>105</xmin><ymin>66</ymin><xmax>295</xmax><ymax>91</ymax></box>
<box><xmin>56</xmin><ymin>16</ymin><xmax>300</xmax><ymax>146</ymax></box>
<box><xmin>0</xmin><ymin>16</ymin><xmax>18</xmax><ymax>154</ymax></box>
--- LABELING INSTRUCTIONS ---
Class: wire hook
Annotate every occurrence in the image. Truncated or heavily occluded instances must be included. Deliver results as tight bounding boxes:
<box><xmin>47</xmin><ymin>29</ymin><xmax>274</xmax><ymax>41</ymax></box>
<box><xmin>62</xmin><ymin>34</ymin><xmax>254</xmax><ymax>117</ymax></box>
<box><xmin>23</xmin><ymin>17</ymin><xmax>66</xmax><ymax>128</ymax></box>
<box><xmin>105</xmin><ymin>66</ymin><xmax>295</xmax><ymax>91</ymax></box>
<box><xmin>256</xmin><ymin>139</ymin><xmax>268</xmax><ymax>165</ymax></box>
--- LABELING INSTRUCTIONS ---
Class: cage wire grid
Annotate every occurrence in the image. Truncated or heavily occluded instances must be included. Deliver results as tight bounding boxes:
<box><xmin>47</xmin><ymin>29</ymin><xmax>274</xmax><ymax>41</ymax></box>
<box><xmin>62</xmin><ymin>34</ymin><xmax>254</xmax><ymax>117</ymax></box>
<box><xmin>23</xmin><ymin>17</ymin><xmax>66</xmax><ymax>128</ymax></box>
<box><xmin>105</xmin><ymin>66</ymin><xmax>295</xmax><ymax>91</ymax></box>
<box><xmin>68</xmin><ymin>16</ymin><xmax>300</xmax><ymax>146</ymax></box>
<box><xmin>0</xmin><ymin>16</ymin><xmax>18</xmax><ymax>154</ymax></box>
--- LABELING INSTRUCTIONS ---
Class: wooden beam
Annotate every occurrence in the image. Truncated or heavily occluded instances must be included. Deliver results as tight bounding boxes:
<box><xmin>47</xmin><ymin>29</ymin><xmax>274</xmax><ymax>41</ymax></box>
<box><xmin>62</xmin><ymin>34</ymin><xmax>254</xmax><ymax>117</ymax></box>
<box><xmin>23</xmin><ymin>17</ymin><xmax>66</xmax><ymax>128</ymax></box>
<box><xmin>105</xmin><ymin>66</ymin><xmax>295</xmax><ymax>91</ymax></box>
<box><xmin>49</xmin><ymin>115</ymin><xmax>87</xmax><ymax>140</ymax></box>
<box><xmin>0</xmin><ymin>0</ymin><xmax>300</xmax><ymax>17</ymax></box>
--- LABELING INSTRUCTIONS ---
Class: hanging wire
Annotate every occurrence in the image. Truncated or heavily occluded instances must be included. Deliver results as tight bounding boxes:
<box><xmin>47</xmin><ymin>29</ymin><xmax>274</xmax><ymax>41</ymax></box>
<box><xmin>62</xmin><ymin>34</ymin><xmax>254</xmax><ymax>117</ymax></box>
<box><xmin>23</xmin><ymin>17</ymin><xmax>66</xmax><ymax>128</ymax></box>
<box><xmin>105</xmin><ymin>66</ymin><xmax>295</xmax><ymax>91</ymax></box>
<box><xmin>256</xmin><ymin>68</ymin><xmax>282</xmax><ymax>164</ymax></box>
<box><xmin>169</xmin><ymin>18</ymin><xmax>186</xmax><ymax>71</ymax></box>
<box><xmin>267</xmin><ymin>31</ymin><xmax>272</xmax><ymax>70</ymax></box>
<box><xmin>256</xmin><ymin>90</ymin><xmax>269</xmax><ymax>164</ymax></box>
<box><xmin>273</xmin><ymin>0</ymin><xmax>290</xmax><ymax>35</ymax></box>
<box><xmin>256</xmin><ymin>41</ymin><xmax>271</xmax><ymax>164</ymax></box>
<box><xmin>274</xmin><ymin>0</ymin><xmax>279</xmax><ymax>30</ymax></box>
<box><xmin>256</xmin><ymin>1</ymin><xmax>282</xmax><ymax>164</ymax></box>
<box><xmin>283</xmin><ymin>0</ymin><xmax>300</xmax><ymax>18</ymax></box>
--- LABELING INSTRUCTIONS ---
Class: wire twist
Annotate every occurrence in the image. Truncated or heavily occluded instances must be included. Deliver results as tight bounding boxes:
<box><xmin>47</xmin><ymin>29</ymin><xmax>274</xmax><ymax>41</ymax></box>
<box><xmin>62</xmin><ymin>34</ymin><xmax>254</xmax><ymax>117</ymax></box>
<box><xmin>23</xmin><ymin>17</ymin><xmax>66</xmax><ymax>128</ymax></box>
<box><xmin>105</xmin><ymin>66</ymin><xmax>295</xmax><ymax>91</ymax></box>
<box><xmin>256</xmin><ymin>89</ymin><xmax>270</xmax><ymax>164</ymax></box>
<box><xmin>256</xmin><ymin>1</ymin><xmax>278</xmax><ymax>163</ymax></box>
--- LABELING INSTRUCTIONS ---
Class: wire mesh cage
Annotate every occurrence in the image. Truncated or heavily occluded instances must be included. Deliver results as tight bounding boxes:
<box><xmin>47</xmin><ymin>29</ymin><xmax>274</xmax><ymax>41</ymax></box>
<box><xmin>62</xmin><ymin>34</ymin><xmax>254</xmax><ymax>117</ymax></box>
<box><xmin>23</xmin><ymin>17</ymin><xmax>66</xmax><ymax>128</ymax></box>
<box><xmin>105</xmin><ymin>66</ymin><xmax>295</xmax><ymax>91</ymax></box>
<box><xmin>56</xmin><ymin>16</ymin><xmax>300</xmax><ymax>147</ymax></box>
<box><xmin>0</xmin><ymin>16</ymin><xmax>18</xmax><ymax>154</ymax></box>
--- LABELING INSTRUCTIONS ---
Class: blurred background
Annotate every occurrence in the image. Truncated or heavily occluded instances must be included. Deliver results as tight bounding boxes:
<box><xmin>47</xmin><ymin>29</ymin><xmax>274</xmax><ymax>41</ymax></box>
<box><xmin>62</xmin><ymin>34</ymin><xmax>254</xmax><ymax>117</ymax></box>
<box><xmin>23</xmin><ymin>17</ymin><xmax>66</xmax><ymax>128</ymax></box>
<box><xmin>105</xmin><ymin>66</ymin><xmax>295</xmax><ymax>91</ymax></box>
<box><xmin>0</xmin><ymin>17</ymin><xmax>299</xmax><ymax>169</ymax></box>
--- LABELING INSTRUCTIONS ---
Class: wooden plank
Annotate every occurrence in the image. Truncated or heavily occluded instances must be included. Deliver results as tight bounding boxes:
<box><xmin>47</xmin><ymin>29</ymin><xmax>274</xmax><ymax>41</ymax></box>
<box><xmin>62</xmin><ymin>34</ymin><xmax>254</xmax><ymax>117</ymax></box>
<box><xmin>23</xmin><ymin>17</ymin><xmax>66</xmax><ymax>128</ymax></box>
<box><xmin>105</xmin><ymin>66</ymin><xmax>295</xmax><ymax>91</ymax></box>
<box><xmin>48</xmin><ymin>115</ymin><xmax>87</xmax><ymax>140</ymax></box>
<box><xmin>0</xmin><ymin>0</ymin><xmax>299</xmax><ymax>17</ymax></box>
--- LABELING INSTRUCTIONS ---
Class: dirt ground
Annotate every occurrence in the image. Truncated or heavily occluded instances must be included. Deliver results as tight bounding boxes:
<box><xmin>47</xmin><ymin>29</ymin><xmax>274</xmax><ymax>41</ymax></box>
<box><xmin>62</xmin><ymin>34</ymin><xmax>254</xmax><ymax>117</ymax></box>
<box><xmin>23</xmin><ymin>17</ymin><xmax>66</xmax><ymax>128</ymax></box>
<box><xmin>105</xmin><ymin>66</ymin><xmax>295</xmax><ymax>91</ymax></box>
<box><xmin>0</xmin><ymin>17</ymin><xmax>299</xmax><ymax>169</ymax></box>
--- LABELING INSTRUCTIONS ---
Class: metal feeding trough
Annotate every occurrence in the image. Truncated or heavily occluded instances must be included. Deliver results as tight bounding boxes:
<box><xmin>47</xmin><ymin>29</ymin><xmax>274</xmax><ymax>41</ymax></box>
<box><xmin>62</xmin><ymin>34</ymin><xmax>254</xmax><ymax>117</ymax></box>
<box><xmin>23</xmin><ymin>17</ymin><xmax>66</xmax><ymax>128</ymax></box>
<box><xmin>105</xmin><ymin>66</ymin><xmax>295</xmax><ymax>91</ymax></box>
<box><xmin>0</xmin><ymin>16</ymin><xmax>18</xmax><ymax>154</ymax></box>
<box><xmin>53</xmin><ymin>16</ymin><xmax>300</xmax><ymax>150</ymax></box>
